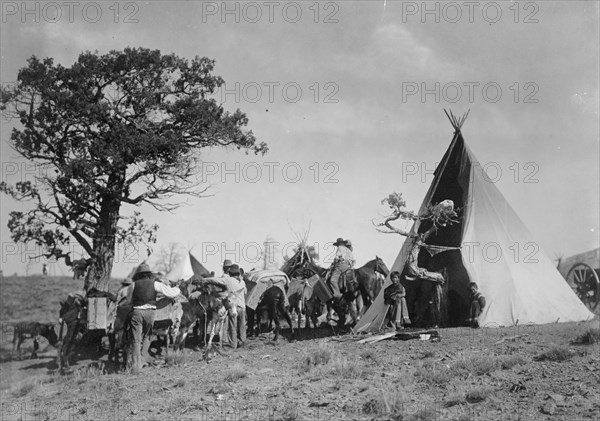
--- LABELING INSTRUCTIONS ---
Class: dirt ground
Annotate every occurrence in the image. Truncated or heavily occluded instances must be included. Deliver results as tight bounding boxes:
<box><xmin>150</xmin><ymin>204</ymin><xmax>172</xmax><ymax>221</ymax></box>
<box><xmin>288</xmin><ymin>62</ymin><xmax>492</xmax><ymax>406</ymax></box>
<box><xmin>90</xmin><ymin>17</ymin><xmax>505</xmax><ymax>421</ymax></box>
<box><xmin>1</xmin><ymin>318</ymin><xmax>599</xmax><ymax>421</ymax></box>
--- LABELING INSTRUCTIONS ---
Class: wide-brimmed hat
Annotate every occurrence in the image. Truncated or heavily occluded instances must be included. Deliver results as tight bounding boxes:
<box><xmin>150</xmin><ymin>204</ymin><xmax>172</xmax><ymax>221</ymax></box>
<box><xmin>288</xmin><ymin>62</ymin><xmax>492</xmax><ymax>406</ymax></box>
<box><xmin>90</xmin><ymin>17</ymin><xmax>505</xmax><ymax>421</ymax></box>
<box><xmin>132</xmin><ymin>263</ymin><xmax>152</xmax><ymax>281</ymax></box>
<box><xmin>333</xmin><ymin>237</ymin><xmax>345</xmax><ymax>246</ymax></box>
<box><xmin>223</xmin><ymin>259</ymin><xmax>233</xmax><ymax>267</ymax></box>
<box><xmin>229</xmin><ymin>264</ymin><xmax>241</xmax><ymax>276</ymax></box>
<box><xmin>121</xmin><ymin>278</ymin><xmax>133</xmax><ymax>286</ymax></box>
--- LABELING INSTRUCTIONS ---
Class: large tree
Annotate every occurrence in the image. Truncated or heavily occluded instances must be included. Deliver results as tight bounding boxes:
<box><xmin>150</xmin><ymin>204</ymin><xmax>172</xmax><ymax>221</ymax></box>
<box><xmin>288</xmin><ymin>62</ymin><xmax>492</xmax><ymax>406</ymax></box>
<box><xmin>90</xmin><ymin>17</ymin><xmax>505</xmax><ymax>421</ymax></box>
<box><xmin>1</xmin><ymin>47</ymin><xmax>267</xmax><ymax>290</ymax></box>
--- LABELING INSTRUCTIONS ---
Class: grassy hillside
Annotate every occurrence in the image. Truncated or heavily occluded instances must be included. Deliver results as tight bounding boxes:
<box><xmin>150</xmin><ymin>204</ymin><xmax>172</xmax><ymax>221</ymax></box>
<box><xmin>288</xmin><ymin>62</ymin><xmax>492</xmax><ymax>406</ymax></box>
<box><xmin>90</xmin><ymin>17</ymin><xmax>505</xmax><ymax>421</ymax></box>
<box><xmin>0</xmin><ymin>275</ymin><xmax>122</xmax><ymax>324</ymax></box>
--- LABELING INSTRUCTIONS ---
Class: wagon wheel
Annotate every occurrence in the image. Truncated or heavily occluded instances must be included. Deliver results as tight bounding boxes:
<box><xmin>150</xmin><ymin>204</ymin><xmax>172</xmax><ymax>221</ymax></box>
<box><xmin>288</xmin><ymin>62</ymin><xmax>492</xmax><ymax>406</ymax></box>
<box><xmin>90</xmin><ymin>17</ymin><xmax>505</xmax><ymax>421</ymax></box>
<box><xmin>567</xmin><ymin>263</ymin><xmax>600</xmax><ymax>312</ymax></box>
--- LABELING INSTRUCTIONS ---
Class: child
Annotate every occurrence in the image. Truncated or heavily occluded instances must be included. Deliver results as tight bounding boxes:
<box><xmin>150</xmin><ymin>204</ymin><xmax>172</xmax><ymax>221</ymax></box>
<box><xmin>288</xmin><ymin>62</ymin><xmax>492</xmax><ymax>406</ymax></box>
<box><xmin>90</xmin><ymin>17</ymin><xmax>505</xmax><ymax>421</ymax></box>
<box><xmin>466</xmin><ymin>282</ymin><xmax>486</xmax><ymax>328</ymax></box>
<box><xmin>384</xmin><ymin>271</ymin><xmax>411</xmax><ymax>329</ymax></box>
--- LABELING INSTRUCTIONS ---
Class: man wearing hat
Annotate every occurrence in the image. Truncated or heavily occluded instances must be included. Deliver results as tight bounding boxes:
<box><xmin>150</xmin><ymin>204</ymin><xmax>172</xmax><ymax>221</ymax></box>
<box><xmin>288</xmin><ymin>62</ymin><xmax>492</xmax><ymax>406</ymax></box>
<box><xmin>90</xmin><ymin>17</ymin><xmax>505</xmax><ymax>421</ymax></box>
<box><xmin>116</xmin><ymin>278</ymin><xmax>132</xmax><ymax>306</ymax></box>
<box><xmin>123</xmin><ymin>263</ymin><xmax>181</xmax><ymax>371</ymax></box>
<box><xmin>222</xmin><ymin>259</ymin><xmax>233</xmax><ymax>277</ymax></box>
<box><xmin>206</xmin><ymin>263</ymin><xmax>247</xmax><ymax>349</ymax></box>
<box><xmin>328</xmin><ymin>238</ymin><xmax>355</xmax><ymax>299</ymax></box>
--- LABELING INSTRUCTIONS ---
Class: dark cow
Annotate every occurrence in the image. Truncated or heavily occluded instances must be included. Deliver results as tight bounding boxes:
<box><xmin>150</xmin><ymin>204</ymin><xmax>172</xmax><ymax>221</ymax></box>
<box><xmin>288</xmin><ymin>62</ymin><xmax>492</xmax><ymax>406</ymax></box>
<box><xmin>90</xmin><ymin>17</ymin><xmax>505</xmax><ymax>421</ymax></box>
<box><xmin>12</xmin><ymin>322</ymin><xmax>59</xmax><ymax>359</ymax></box>
<box><xmin>248</xmin><ymin>286</ymin><xmax>295</xmax><ymax>341</ymax></box>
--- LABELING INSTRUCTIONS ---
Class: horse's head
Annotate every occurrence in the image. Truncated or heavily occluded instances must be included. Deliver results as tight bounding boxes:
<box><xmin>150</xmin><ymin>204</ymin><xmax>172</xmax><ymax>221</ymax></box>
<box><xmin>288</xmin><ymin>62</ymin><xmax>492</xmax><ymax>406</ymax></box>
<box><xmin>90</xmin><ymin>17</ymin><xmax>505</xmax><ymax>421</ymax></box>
<box><xmin>374</xmin><ymin>256</ymin><xmax>390</xmax><ymax>277</ymax></box>
<box><xmin>41</xmin><ymin>324</ymin><xmax>59</xmax><ymax>347</ymax></box>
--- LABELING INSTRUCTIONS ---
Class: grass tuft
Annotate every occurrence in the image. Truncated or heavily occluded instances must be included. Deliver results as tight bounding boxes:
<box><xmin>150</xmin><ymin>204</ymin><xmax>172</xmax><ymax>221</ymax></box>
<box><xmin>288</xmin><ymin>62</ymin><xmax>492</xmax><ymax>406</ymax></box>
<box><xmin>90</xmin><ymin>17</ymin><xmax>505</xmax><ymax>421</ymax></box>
<box><xmin>535</xmin><ymin>346</ymin><xmax>572</xmax><ymax>362</ymax></box>
<box><xmin>12</xmin><ymin>380</ymin><xmax>38</xmax><ymax>398</ymax></box>
<box><xmin>453</xmin><ymin>355</ymin><xmax>499</xmax><ymax>375</ymax></box>
<box><xmin>224</xmin><ymin>366</ymin><xmax>247</xmax><ymax>382</ymax></box>
<box><xmin>299</xmin><ymin>343</ymin><xmax>332</xmax><ymax>372</ymax></box>
<box><xmin>363</xmin><ymin>391</ymin><xmax>405</xmax><ymax>417</ymax></box>
<box><xmin>415</xmin><ymin>361</ymin><xmax>456</xmax><ymax>386</ymax></box>
<box><xmin>328</xmin><ymin>357</ymin><xmax>367</xmax><ymax>380</ymax></box>
<box><xmin>499</xmin><ymin>355</ymin><xmax>527</xmax><ymax>369</ymax></box>
<box><xmin>164</xmin><ymin>351</ymin><xmax>185</xmax><ymax>366</ymax></box>
<box><xmin>360</xmin><ymin>348</ymin><xmax>379</xmax><ymax>364</ymax></box>
<box><xmin>465</xmin><ymin>387</ymin><xmax>493</xmax><ymax>403</ymax></box>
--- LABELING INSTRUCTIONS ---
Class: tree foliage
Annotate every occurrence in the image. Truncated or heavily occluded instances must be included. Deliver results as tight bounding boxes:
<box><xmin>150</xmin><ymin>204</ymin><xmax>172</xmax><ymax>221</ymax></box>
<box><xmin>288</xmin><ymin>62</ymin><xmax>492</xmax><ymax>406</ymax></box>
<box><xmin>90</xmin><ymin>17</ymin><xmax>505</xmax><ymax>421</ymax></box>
<box><xmin>0</xmin><ymin>47</ymin><xmax>267</xmax><ymax>289</ymax></box>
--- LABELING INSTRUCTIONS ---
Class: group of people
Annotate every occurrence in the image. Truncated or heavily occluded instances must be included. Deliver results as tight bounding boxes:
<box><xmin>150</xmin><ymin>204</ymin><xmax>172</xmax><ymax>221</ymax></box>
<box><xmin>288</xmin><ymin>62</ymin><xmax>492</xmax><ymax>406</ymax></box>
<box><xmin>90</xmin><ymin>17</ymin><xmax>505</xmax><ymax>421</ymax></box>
<box><xmin>383</xmin><ymin>272</ymin><xmax>487</xmax><ymax>330</ymax></box>
<box><xmin>116</xmin><ymin>259</ymin><xmax>249</xmax><ymax>371</ymax></box>
<box><xmin>117</xmin><ymin>236</ymin><xmax>488</xmax><ymax>371</ymax></box>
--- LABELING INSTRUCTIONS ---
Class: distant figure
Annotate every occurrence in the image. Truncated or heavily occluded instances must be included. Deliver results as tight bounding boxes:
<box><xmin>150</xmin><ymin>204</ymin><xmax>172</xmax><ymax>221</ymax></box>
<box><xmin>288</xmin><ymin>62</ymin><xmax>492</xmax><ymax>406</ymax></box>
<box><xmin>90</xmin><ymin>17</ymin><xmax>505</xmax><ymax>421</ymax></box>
<box><xmin>222</xmin><ymin>259</ymin><xmax>233</xmax><ymax>277</ymax></box>
<box><xmin>42</xmin><ymin>264</ymin><xmax>48</xmax><ymax>276</ymax></box>
<box><xmin>384</xmin><ymin>271</ymin><xmax>411</xmax><ymax>330</ymax></box>
<box><xmin>466</xmin><ymin>282</ymin><xmax>486</xmax><ymax>328</ymax></box>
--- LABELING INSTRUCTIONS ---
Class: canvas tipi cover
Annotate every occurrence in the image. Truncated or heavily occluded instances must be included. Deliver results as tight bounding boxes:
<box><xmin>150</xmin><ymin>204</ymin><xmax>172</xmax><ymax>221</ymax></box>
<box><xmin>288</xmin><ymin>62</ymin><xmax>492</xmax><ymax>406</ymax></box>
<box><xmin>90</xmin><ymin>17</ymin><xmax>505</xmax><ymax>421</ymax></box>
<box><xmin>356</xmin><ymin>120</ymin><xmax>594</xmax><ymax>332</ymax></box>
<box><xmin>165</xmin><ymin>252</ymin><xmax>211</xmax><ymax>282</ymax></box>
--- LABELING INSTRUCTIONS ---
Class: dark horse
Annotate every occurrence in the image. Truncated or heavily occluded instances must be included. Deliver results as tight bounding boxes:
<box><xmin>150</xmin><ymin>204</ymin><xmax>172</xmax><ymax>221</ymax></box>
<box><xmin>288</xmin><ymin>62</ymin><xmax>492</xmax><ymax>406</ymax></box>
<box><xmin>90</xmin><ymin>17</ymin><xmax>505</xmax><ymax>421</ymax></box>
<box><xmin>355</xmin><ymin>256</ymin><xmax>390</xmax><ymax>312</ymax></box>
<box><xmin>247</xmin><ymin>286</ymin><xmax>295</xmax><ymax>341</ymax></box>
<box><xmin>300</xmin><ymin>257</ymin><xmax>389</xmax><ymax>328</ymax></box>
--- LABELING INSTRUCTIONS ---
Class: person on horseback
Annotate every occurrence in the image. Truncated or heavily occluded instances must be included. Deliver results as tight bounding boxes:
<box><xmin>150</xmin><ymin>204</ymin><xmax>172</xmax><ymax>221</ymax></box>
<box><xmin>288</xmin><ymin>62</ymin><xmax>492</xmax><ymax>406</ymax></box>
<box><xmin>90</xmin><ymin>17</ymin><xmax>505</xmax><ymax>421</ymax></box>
<box><xmin>328</xmin><ymin>237</ymin><xmax>355</xmax><ymax>299</ymax></box>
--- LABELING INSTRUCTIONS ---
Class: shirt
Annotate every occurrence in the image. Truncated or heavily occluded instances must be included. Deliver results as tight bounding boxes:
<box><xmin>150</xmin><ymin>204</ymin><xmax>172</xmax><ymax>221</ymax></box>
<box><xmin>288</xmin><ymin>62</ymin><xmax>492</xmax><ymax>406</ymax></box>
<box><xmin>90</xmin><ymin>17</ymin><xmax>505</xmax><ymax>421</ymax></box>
<box><xmin>335</xmin><ymin>245</ymin><xmax>355</xmax><ymax>266</ymax></box>
<box><xmin>124</xmin><ymin>281</ymin><xmax>181</xmax><ymax>310</ymax></box>
<box><xmin>209</xmin><ymin>276</ymin><xmax>247</xmax><ymax>308</ymax></box>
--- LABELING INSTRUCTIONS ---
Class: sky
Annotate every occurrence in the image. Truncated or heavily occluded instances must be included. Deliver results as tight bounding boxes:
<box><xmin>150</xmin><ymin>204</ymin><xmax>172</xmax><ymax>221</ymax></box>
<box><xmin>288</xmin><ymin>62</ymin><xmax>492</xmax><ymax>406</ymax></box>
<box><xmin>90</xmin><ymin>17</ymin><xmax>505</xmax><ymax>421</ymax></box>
<box><xmin>0</xmin><ymin>1</ymin><xmax>598</xmax><ymax>279</ymax></box>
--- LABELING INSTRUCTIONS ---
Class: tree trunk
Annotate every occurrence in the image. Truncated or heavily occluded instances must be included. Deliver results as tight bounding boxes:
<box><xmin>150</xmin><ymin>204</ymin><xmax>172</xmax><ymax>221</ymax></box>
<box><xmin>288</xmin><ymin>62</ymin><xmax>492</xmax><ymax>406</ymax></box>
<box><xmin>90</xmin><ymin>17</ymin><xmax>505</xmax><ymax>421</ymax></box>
<box><xmin>84</xmin><ymin>170</ymin><xmax>125</xmax><ymax>291</ymax></box>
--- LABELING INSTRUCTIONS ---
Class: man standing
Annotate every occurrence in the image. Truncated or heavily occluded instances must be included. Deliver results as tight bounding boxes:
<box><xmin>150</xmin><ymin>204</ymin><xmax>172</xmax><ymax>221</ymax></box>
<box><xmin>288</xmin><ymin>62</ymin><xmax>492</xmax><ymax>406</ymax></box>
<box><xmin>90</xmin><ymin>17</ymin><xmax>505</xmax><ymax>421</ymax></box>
<box><xmin>328</xmin><ymin>238</ymin><xmax>355</xmax><ymax>298</ymax></box>
<box><xmin>124</xmin><ymin>264</ymin><xmax>180</xmax><ymax>371</ymax></box>
<box><xmin>227</xmin><ymin>264</ymin><xmax>247</xmax><ymax>348</ymax></box>
<box><xmin>208</xmin><ymin>264</ymin><xmax>247</xmax><ymax>349</ymax></box>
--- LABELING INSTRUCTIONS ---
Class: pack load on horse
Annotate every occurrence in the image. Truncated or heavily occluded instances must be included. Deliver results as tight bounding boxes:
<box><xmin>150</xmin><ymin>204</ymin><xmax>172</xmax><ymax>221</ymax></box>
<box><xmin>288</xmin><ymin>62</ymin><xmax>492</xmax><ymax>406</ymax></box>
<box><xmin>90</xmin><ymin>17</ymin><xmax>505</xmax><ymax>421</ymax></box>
<box><xmin>244</xmin><ymin>269</ymin><xmax>294</xmax><ymax>340</ymax></box>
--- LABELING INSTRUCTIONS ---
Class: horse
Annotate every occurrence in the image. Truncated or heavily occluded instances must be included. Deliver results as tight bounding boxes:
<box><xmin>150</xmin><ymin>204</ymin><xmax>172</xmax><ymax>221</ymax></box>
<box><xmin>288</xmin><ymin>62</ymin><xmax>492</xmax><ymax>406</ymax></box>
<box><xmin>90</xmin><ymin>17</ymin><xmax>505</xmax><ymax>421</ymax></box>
<box><xmin>12</xmin><ymin>322</ymin><xmax>59</xmax><ymax>359</ymax></box>
<box><xmin>58</xmin><ymin>292</ymin><xmax>88</xmax><ymax>369</ymax></box>
<box><xmin>355</xmin><ymin>256</ymin><xmax>390</xmax><ymax>312</ymax></box>
<box><xmin>248</xmin><ymin>286</ymin><xmax>295</xmax><ymax>341</ymax></box>
<box><xmin>313</xmin><ymin>258</ymin><xmax>389</xmax><ymax>329</ymax></box>
<box><xmin>172</xmin><ymin>282</ymin><xmax>231</xmax><ymax>362</ymax></box>
<box><xmin>287</xmin><ymin>277</ymin><xmax>323</xmax><ymax>331</ymax></box>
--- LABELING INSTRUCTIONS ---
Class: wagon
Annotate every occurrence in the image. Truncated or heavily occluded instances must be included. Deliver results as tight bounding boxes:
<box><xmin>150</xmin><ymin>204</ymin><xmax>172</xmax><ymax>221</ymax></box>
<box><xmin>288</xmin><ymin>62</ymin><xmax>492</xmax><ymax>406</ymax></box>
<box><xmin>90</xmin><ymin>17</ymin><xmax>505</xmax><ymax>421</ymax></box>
<box><xmin>558</xmin><ymin>248</ymin><xmax>600</xmax><ymax>313</ymax></box>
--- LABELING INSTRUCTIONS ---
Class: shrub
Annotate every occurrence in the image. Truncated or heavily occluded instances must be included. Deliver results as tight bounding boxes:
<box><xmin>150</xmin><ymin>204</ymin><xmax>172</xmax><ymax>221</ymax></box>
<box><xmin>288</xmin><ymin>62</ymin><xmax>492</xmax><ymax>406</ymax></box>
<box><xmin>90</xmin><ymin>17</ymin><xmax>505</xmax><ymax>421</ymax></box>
<box><xmin>572</xmin><ymin>328</ymin><xmax>600</xmax><ymax>345</ymax></box>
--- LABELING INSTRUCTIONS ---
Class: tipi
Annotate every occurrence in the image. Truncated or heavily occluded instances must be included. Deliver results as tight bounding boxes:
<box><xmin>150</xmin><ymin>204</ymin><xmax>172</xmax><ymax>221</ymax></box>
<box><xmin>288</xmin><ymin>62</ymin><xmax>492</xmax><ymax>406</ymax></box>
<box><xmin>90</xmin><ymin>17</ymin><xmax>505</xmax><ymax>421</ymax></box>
<box><xmin>165</xmin><ymin>252</ymin><xmax>211</xmax><ymax>282</ymax></box>
<box><xmin>356</xmin><ymin>112</ymin><xmax>594</xmax><ymax>332</ymax></box>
